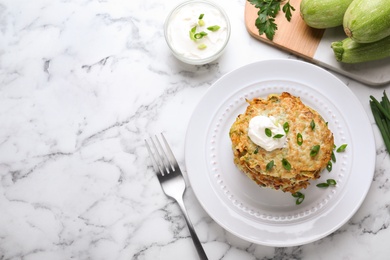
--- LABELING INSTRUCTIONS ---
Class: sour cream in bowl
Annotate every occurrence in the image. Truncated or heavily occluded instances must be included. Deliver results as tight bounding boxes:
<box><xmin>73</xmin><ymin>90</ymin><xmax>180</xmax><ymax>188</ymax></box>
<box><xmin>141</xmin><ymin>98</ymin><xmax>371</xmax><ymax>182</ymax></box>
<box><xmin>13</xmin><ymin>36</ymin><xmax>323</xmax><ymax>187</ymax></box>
<box><xmin>164</xmin><ymin>0</ymin><xmax>231</xmax><ymax>65</ymax></box>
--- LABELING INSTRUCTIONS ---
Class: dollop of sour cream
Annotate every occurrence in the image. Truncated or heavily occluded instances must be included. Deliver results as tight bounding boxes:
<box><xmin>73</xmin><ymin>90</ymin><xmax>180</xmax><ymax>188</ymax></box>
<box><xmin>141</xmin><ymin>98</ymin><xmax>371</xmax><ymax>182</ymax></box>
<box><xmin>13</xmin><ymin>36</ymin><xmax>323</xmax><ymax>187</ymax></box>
<box><xmin>165</xmin><ymin>2</ymin><xmax>229</xmax><ymax>61</ymax></box>
<box><xmin>248</xmin><ymin>116</ymin><xmax>287</xmax><ymax>152</ymax></box>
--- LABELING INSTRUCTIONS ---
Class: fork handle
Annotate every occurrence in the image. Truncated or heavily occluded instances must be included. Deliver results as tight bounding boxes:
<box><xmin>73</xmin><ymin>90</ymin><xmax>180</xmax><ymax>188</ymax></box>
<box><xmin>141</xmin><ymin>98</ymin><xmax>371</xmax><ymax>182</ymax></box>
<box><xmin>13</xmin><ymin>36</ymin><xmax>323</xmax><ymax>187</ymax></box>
<box><xmin>175</xmin><ymin>195</ymin><xmax>209</xmax><ymax>260</ymax></box>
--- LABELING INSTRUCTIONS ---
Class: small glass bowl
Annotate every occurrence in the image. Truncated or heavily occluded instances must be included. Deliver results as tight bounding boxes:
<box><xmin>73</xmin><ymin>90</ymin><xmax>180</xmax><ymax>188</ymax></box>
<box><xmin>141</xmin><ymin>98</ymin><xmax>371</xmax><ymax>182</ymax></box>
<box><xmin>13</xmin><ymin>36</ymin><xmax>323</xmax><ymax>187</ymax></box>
<box><xmin>164</xmin><ymin>0</ymin><xmax>231</xmax><ymax>65</ymax></box>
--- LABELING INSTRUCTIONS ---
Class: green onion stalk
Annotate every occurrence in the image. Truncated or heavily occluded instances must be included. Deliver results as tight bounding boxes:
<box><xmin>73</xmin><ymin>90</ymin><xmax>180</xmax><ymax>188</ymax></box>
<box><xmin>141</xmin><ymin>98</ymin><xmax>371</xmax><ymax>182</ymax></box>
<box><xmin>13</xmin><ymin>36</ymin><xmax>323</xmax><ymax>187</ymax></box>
<box><xmin>370</xmin><ymin>91</ymin><xmax>390</xmax><ymax>153</ymax></box>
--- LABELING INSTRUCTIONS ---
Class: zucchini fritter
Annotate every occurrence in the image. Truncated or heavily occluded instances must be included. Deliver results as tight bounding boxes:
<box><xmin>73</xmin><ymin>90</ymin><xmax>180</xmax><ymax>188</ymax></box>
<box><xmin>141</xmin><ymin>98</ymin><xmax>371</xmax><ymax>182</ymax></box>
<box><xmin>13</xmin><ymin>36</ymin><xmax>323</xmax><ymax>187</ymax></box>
<box><xmin>229</xmin><ymin>92</ymin><xmax>334</xmax><ymax>193</ymax></box>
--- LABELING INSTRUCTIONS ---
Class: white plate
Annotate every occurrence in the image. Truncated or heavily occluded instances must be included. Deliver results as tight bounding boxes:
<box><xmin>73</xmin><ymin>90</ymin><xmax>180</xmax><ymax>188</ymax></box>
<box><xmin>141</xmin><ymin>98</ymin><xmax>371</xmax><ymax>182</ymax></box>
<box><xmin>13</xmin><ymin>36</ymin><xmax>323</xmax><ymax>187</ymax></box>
<box><xmin>185</xmin><ymin>59</ymin><xmax>376</xmax><ymax>247</ymax></box>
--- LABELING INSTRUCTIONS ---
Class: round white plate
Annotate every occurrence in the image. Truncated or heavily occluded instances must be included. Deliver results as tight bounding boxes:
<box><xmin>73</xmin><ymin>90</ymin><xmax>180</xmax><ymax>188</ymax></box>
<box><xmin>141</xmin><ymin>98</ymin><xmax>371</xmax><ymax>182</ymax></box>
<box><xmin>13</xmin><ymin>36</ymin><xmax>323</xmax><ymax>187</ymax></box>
<box><xmin>185</xmin><ymin>59</ymin><xmax>376</xmax><ymax>247</ymax></box>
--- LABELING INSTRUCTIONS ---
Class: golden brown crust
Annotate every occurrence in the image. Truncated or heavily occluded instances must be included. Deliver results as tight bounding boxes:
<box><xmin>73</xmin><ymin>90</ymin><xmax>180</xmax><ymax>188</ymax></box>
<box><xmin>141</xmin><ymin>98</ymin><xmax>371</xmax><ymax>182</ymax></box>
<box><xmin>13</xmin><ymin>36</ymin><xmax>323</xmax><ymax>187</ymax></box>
<box><xmin>229</xmin><ymin>92</ymin><xmax>334</xmax><ymax>193</ymax></box>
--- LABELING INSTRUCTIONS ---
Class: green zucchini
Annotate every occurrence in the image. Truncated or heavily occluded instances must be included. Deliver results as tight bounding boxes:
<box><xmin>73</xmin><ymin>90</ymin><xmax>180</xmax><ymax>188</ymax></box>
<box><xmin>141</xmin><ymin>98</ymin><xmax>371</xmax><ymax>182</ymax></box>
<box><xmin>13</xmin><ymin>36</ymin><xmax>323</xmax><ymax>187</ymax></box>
<box><xmin>300</xmin><ymin>0</ymin><xmax>353</xmax><ymax>29</ymax></box>
<box><xmin>331</xmin><ymin>35</ymin><xmax>390</xmax><ymax>63</ymax></box>
<box><xmin>343</xmin><ymin>0</ymin><xmax>390</xmax><ymax>43</ymax></box>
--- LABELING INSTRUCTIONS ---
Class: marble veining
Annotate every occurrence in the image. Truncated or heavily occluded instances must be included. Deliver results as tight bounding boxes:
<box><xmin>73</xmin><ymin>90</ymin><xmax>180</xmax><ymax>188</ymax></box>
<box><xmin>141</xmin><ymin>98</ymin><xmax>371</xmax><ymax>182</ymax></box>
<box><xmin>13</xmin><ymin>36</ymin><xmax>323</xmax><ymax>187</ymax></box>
<box><xmin>0</xmin><ymin>0</ymin><xmax>389</xmax><ymax>259</ymax></box>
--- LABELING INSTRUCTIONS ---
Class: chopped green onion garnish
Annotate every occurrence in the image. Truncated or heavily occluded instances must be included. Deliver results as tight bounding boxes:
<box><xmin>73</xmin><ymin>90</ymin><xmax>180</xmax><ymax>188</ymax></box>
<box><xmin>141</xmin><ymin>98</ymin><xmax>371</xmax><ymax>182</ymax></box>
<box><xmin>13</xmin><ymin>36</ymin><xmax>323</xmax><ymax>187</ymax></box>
<box><xmin>194</xmin><ymin>31</ymin><xmax>207</xmax><ymax>39</ymax></box>
<box><xmin>189</xmin><ymin>26</ymin><xmax>197</xmax><ymax>40</ymax></box>
<box><xmin>273</xmin><ymin>134</ymin><xmax>284</xmax><ymax>139</ymax></box>
<box><xmin>266</xmin><ymin>160</ymin><xmax>274</xmax><ymax>171</ymax></box>
<box><xmin>336</xmin><ymin>144</ymin><xmax>348</xmax><ymax>153</ymax></box>
<box><xmin>326</xmin><ymin>161</ymin><xmax>332</xmax><ymax>172</ymax></box>
<box><xmin>310</xmin><ymin>119</ymin><xmax>315</xmax><ymax>130</ymax></box>
<box><xmin>265</xmin><ymin>128</ymin><xmax>272</xmax><ymax>137</ymax></box>
<box><xmin>292</xmin><ymin>192</ymin><xmax>305</xmax><ymax>205</ymax></box>
<box><xmin>317</xmin><ymin>179</ymin><xmax>337</xmax><ymax>188</ymax></box>
<box><xmin>198</xmin><ymin>13</ymin><xmax>204</xmax><ymax>27</ymax></box>
<box><xmin>310</xmin><ymin>145</ymin><xmax>320</xmax><ymax>157</ymax></box>
<box><xmin>283</xmin><ymin>122</ymin><xmax>289</xmax><ymax>134</ymax></box>
<box><xmin>197</xmin><ymin>43</ymin><xmax>207</xmax><ymax>49</ymax></box>
<box><xmin>296</xmin><ymin>195</ymin><xmax>304</xmax><ymax>205</ymax></box>
<box><xmin>282</xmin><ymin>158</ymin><xmax>291</xmax><ymax>170</ymax></box>
<box><xmin>331</xmin><ymin>151</ymin><xmax>336</xmax><ymax>163</ymax></box>
<box><xmin>207</xmin><ymin>25</ymin><xmax>220</xmax><ymax>32</ymax></box>
<box><xmin>316</xmin><ymin>183</ymin><xmax>329</xmax><ymax>188</ymax></box>
<box><xmin>297</xmin><ymin>133</ymin><xmax>303</xmax><ymax>146</ymax></box>
<box><xmin>292</xmin><ymin>192</ymin><xmax>300</xmax><ymax>198</ymax></box>
<box><xmin>190</xmin><ymin>14</ymin><xmax>220</xmax><ymax>41</ymax></box>
<box><xmin>254</xmin><ymin>147</ymin><xmax>259</xmax><ymax>154</ymax></box>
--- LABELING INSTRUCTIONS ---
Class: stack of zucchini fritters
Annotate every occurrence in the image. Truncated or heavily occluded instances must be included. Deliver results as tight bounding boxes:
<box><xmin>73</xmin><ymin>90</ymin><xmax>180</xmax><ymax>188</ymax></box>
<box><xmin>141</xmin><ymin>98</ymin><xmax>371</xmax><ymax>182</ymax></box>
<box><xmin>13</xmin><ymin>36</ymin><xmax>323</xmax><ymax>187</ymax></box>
<box><xmin>229</xmin><ymin>92</ymin><xmax>334</xmax><ymax>194</ymax></box>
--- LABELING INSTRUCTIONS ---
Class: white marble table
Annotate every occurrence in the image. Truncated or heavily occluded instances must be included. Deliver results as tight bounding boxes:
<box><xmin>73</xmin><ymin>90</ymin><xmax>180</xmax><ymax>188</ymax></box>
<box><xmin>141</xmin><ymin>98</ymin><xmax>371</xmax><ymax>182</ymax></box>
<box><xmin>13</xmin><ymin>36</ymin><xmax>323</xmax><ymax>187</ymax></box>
<box><xmin>1</xmin><ymin>0</ymin><xmax>390</xmax><ymax>259</ymax></box>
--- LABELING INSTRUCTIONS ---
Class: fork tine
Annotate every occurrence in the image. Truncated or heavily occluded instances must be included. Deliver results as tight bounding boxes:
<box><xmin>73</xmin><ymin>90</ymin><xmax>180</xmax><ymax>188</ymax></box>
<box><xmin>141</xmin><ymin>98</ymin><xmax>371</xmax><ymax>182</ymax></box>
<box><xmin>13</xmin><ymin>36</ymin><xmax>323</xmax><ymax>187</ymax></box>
<box><xmin>155</xmin><ymin>133</ymin><xmax>174</xmax><ymax>174</ymax></box>
<box><xmin>150</xmin><ymin>135</ymin><xmax>171</xmax><ymax>175</ymax></box>
<box><xmin>145</xmin><ymin>139</ymin><xmax>163</xmax><ymax>175</ymax></box>
<box><xmin>161</xmin><ymin>133</ymin><xmax>180</xmax><ymax>171</ymax></box>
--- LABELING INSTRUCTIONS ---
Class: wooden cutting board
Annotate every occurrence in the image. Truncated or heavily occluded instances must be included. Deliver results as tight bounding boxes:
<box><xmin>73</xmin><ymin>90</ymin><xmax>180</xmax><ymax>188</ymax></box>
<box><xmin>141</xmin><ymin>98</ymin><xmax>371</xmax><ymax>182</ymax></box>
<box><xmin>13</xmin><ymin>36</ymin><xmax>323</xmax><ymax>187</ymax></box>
<box><xmin>245</xmin><ymin>0</ymin><xmax>390</xmax><ymax>86</ymax></box>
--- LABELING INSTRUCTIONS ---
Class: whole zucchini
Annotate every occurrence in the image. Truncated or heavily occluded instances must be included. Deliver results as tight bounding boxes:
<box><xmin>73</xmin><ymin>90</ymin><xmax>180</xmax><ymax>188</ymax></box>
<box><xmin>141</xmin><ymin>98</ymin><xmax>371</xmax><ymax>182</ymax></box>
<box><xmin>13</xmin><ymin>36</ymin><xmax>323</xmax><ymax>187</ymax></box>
<box><xmin>344</xmin><ymin>0</ymin><xmax>390</xmax><ymax>43</ymax></box>
<box><xmin>331</xmin><ymin>35</ymin><xmax>390</xmax><ymax>63</ymax></box>
<box><xmin>300</xmin><ymin>0</ymin><xmax>354</xmax><ymax>29</ymax></box>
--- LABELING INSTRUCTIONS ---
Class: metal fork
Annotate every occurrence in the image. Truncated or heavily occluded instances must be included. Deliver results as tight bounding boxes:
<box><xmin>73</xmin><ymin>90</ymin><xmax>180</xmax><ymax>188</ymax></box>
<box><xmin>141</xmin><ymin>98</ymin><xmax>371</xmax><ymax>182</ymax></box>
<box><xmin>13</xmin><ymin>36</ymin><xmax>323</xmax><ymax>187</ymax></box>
<box><xmin>145</xmin><ymin>133</ymin><xmax>208</xmax><ymax>260</ymax></box>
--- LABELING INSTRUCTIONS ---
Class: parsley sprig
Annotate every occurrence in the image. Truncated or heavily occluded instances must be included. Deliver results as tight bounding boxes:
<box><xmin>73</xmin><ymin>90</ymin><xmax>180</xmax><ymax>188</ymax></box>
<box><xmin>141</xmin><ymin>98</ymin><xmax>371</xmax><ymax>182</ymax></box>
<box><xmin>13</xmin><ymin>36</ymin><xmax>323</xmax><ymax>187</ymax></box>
<box><xmin>248</xmin><ymin>0</ymin><xmax>295</xmax><ymax>41</ymax></box>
